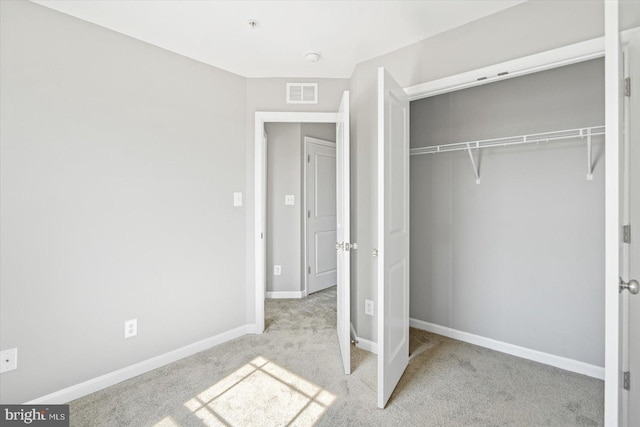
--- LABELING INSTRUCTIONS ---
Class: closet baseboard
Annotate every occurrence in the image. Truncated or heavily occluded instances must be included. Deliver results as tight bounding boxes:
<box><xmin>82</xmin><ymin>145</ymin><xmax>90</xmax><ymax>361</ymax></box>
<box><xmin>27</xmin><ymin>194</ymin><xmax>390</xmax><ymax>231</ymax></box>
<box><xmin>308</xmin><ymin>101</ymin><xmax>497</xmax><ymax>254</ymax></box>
<box><xmin>409</xmin><ymin>318</ymin><xmax>604</xmax><ymax>380</ymax></box>
<box><xmin>265</xmin><ymin>291</ymin><xmax>306</xmax><ymax>299</ymax></box>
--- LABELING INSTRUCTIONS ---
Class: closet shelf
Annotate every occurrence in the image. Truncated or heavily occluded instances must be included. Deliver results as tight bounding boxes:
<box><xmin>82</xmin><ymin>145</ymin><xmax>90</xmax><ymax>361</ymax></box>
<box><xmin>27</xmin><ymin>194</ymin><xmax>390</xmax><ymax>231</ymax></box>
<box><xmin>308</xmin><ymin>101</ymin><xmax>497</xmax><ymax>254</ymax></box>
<box><xmin>409</xmin><ymin>125</ymin><xmax>605</xmax><ymax>184</ymax></box>
<box><xmin>410</xmin><ymin>126</ymin><xmax>605</xmax><ymax>155</ymax></box>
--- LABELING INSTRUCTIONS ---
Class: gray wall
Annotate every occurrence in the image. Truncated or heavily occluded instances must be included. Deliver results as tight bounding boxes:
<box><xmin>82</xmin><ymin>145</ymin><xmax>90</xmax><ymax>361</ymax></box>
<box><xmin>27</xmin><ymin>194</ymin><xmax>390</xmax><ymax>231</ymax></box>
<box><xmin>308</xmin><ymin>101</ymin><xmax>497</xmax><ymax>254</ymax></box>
<box><xmin>0</xmin><ymin>0</ymin><xmax>246</xmax><ymax>403</ymax></box>
<box><xmin>265</xmin><ymin>123</ymin><xmax>335</xmax><ymax>294</ymax></box>
<box><xmin>349</xmin><ymin>0</ymin><xmax>615</xmax><ymax>344</ymax></box>
<box><xmin>410</xmin><ymin>59</ymin><xmax>605</xmax><ymax>366</ymax></box>
<box><xmin>266</xmin><ymin>123</ymin><xmax>302</xmax><ymax>293</ymax></box>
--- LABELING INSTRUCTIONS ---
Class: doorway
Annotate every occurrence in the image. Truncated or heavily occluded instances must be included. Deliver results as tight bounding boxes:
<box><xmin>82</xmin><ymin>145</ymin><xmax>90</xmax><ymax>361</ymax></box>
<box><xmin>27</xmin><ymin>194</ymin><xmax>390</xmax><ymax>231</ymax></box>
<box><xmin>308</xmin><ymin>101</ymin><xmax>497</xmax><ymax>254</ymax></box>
<box><xmin>263</xmin><ymin>125</ymin><xmax>336</xmax><ymax>299</ymax></box>
<box><xmin>376</xmin><ymin>28</ymin><xmax>637</xmax><ymax>411</ymax></box>
<box><xmin>254</xmin><ymin>93</ymin><xmax>352</xmax><ymax>375</ymax></box>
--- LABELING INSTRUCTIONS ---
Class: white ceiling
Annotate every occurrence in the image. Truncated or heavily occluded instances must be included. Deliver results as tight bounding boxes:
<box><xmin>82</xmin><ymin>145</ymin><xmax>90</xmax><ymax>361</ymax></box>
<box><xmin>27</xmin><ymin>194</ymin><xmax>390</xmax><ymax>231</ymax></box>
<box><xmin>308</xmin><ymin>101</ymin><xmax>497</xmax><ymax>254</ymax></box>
<box><xmin>32</xmin><ymin>0</ymin><xmax>526</xmax><ymax>79</ymax></box>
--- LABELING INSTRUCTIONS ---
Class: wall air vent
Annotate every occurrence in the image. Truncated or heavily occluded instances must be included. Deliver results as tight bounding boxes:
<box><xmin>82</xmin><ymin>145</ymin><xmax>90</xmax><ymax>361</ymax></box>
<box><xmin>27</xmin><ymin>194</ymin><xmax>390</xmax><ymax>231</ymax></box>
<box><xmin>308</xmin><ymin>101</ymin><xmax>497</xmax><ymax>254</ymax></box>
<box><xmin>286</xmin><ymin>83</ymin><xmax>318</xmax><ymax>104</ymax></box>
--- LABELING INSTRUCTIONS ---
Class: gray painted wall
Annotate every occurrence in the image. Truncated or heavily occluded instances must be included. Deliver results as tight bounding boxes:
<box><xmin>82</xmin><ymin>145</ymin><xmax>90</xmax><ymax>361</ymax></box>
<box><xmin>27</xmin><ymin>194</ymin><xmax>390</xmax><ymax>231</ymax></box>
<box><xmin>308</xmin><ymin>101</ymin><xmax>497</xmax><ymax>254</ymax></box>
<box><xmin>348</xmin><ymin>0</ymin><xmax>620</xmax><ymax>344</ymax></box>
<box><xmin>266</xmin><ymin>123</ymin><xmax>302</xmax><ymax>293</ymax></box>
<box><xmin>0</xmin><ymin>1</ymin><xmax>246</xmax><ymax>403</ymax></box>
<box><xmin>410</xmin><ymin>59</ymin><xmax>605</xmax><ymax>366</ymax></box>
<box><xmin>265</xmin><ymin>123</ymin><xmax>335</xmax><ymax>294</ymax></box>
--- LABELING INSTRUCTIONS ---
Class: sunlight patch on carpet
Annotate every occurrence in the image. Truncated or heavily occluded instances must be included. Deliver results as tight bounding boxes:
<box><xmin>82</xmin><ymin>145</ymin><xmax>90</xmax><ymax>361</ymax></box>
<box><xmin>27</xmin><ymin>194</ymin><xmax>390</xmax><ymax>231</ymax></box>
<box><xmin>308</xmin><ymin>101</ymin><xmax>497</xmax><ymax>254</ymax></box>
<box><xmin>180</xmin><ymin>356</ymin><xmax>336</xmax><ymax>426</ymax></box>
<box><xmin>154</xmin><ymin>415</ymin><xmax>181</xmax><ymax>426</ymax></box>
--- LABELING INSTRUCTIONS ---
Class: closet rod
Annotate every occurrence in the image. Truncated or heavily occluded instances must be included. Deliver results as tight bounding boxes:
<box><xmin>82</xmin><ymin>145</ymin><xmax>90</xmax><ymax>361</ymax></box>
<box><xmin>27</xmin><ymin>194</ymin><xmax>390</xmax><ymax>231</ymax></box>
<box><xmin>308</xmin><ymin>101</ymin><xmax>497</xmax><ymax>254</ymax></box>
<box><xmin>409</xmin><ymin>125</ymin><xmax>605</xmax><ymax>156</ymax></box>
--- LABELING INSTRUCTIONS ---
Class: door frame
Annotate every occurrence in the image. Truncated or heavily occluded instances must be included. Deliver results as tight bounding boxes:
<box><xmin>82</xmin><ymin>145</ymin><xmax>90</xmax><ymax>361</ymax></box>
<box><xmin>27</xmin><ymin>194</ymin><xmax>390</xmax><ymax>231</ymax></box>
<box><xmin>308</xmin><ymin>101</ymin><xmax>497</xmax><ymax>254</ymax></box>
<box><xmin>303</xmin><ymin>136</ymin><xmax>337</xmax><ymax>296</ymax></box>
<box><xmin>254</xmin><ymin>112</ymin><xmax>339</xmax><ymax>333</ymax></box>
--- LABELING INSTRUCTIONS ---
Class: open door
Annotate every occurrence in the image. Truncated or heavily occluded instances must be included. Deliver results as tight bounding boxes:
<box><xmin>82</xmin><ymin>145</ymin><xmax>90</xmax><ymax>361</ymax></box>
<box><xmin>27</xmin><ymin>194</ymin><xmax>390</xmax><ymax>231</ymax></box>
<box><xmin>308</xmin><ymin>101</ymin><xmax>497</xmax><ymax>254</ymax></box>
<box><xmin>621</xmin><ymin>28</ymin><xmax>640</xmax><ymax>427</ymax></box>
<box><xmin>336</xmin><ymin>91</ymin><xmax>351</xmax><ymax>375</ymax></box>
<box><xmin>604</xmin><ymin>1</ymin><xmax>627</xmax><ymax>425</ymax></box>
<box><xmin>376</xmin><ymin>67</ymin><xmax>410</xmax><ymax>408</ymax></box>
<box><xmin>306</xmin><ymin>137</ymin><xmax>337</xmax><ymax>295</ymax></box>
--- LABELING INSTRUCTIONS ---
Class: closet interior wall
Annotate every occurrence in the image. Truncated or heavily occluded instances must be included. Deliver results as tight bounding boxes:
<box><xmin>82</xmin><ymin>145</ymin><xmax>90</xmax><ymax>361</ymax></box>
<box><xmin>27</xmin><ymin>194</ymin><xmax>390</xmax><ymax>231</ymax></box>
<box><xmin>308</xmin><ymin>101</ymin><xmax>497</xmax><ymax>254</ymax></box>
<box><xmin>409</xmin><ymin>58</ymin><xmax>605</xmax><ymax>367</ymax></box>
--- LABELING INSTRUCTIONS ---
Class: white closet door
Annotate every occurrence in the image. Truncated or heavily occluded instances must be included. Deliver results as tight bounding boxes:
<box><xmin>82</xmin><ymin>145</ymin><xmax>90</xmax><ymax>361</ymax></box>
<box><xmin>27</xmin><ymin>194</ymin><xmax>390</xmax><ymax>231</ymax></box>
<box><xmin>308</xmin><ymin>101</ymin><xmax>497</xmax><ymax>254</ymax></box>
<box><xmin>336</xmin><ymin>91</ymin><xmax>351</xmax><ymax>375</ymax></box>
<box><xmin>377</xmin><ymin>67</ymin><xmax>410</xmax><ymax>409</ymax></box>
<box><xmin>604</xmin><ymin>2</ymin><xmax>625</xmax><ymax>425</ymax></box>
<box><xmin>622</xmin><ymin>29</ymin><xmax>640</xmax><ymax>427</ymax></box>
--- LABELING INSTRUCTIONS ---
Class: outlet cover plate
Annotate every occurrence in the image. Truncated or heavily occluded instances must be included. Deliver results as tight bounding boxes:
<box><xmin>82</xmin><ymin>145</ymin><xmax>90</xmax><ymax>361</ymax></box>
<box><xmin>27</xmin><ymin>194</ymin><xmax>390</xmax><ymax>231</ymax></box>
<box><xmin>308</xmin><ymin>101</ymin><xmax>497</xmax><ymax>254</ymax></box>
<box><xmin>233</xmin><ymin>192</ymin><xmax>243</xmax><ymax>207</ymax></box>
<box><xmin>365</xmin><ymin>299</ymin><xmax>374</xmax><ymax>316</ymax></box>
<box><xmin>0</xmin><ymin>348</ymin><xmax>17</xmax><ymax>373</ymax></box>
<box><xmin>124</xmin><ymin>319</ymin><xmax>138</xmax><ymax>338</ymax></box>
<box><xmin>274</xmin><ymin>265</ymin><xmax>282</xmax><ymax>276</ymax></box>
<box><xmin>285</xmin><ymin>195</ymin><xmax>295</xmax><ymax>205</ymax></box>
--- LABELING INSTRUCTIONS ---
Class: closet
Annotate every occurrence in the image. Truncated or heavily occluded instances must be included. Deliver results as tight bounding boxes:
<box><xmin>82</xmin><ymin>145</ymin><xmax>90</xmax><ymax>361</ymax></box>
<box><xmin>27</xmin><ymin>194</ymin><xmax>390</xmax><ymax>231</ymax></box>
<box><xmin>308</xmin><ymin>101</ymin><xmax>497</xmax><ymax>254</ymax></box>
<box><xmin>408</xmin><ymin>58</ymin><xmax>605</xmax><ymax>369</ymax></box>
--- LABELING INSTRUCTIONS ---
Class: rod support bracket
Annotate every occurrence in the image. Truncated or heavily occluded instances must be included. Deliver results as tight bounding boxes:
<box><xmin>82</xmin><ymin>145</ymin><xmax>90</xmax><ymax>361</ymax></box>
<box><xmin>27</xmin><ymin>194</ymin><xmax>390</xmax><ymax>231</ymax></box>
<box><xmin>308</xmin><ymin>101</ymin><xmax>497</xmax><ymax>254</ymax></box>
<box><xmin>466</xmin><ymin>143</ymin><xmax>481</xmax><ymax>185</ymax></box>
<box><xmin>586</xmin><ymin>133</ymin><xmax>594</xmax><ymax>181</ymax></box>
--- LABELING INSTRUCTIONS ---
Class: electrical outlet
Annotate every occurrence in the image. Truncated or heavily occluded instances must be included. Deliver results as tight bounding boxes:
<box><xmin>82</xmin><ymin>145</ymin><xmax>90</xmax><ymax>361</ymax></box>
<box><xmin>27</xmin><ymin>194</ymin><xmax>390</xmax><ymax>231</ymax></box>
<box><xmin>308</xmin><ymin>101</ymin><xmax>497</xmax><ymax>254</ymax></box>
<box><xmin>124</xmin><ymin>319</ymin><xmax>137</xmax><ymax>338</ymax></box>
<box><xmin>285</xmin><ymin>195</ymin><xmax>295</xmax><ymax>205</ymax></box>
<box><xmin>274</xmin><ymin>265</ymin><xmax>282</xmax><ymax>276</ymax></box>
<box><xmin>364</xmin><ymin>299</ymin><xmax>374</xmax><ymax>316</ymax></box>
<box><xmin>0</xmin><ymin>348</ymin><xmax>17</xmax><ymax>373</ymax></box>
<box><xmin>233</xmin><ymin>192</ymin><xmax>243</xmax><ymax>207</ymax></box>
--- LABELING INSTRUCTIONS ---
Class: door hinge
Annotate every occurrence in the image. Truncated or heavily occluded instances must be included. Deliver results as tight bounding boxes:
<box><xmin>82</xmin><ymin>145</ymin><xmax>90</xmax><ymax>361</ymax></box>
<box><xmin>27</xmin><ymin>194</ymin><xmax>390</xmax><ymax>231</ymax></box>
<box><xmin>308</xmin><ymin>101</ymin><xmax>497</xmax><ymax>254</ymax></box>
<box><xmin>307</xmin><ymin>154</ymin><xmax>310</xmax><ymax>163</ymax></box>
<box><xmin>308</xmin><ymin>210</ymin><xmax>311</xmax><ymax>218</ymax></box>
<box><xmin>308</xmin><ymin>266</ymin><xmax>311</xmax><ymax>275</ymax></box>
<box><xmin>625</xmin><ymin>77</ymin><xmax>631</xmax><ymax>97</ymax></box>
<box><xmin>624</xmin><ymin>371</ymin><xmax>631</xmax><ymax>391</ymax></box>
<box><xmin>623</xmin><ymin>224</ymin><xmax>631</xmax><ymax>244</ymax></box>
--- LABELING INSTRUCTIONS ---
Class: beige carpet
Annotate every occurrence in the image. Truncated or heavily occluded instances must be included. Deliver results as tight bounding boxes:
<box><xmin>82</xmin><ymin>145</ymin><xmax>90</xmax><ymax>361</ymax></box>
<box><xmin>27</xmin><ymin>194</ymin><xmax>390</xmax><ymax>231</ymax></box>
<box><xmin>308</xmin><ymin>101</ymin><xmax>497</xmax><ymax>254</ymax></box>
<box><xmin>69</xmin><ymin>287</ymin><xmax>603</xmax><ymax>426</ymax></box>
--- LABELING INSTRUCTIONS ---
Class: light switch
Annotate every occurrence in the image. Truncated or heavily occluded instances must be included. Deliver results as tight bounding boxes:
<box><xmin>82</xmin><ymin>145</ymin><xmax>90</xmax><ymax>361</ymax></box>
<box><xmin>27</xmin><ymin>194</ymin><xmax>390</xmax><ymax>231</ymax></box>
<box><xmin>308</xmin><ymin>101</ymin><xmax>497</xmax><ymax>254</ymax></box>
<box><xmin>233</xmin><ymin>192</ymin><xmax>243</xmax><ymax>207</ymax></box>
<box><xmin>285</xmin><ymin>195</ymin><xmax>295</xmax><ymax>205</ymax></box>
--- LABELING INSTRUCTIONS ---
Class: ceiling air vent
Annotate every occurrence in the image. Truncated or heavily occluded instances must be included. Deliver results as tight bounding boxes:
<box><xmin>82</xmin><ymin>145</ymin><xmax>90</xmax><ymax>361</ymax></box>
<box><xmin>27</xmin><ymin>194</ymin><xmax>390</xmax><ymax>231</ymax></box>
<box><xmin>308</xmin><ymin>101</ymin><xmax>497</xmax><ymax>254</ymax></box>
<box><xmin>286</xmin><ymin>83</ymin><xmax>318</xmax><ymax>104</ymax></box>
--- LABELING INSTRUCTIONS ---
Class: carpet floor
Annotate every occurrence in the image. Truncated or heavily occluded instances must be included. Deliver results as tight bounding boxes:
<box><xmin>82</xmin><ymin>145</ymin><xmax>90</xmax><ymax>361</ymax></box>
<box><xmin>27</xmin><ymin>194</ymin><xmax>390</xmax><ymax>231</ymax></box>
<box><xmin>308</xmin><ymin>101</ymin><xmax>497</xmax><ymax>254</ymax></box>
<box><xmin>69</xmin><ymin>287</ymin><xmax>604</xmax><ymax>426</ymax></box>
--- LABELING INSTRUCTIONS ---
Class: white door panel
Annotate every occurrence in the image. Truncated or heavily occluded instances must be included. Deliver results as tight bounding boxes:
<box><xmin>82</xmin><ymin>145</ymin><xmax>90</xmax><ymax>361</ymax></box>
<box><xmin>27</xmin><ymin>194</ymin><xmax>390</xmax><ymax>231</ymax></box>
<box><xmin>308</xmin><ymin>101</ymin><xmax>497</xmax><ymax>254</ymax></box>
<box><xmin>316</xmin><ymin>153</ymin><xmax>337</xmax><ymax>217</ymax></box>
<box><xmin>307</xmin><ymin>139</ymin><xmax>337</xmax><ymax>295</ymax></box>
<box><xmin>315</xmin><ymin>230</ymin><xmax>337</xmax><ymax>275</ymax></box>
<box><xmin>377</xmin><ymin>67</ymin><xmax>410</xmax><ymax>409</ymax></box>
<box><xmin>604</xmin><ymin>2</ymin><xmax>625</xmax><ymax>425</ymax></box>
<box><xmin>336</xmin><ymin>91</ymin><xmax>351</xmax><ymax>375</ymax></box>
<box><xmin>623</xmin><ymin>30</ymin><xmax>640</xmax><ymax>427</ymax></box>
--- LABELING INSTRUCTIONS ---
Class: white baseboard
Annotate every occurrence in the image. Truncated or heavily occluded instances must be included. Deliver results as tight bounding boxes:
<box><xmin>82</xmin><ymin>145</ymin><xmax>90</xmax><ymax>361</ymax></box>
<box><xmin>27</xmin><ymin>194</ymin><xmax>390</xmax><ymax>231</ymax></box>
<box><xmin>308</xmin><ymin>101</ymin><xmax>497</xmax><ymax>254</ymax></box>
<box><xmin>349</xmin><ymin>323</ymin><xmax>378</xmax><ymax>354</ymax></box>
<box><xmin>245</xmin><ymin>323</ymin><xmax>264</xmax><ymax>334</ymax></box>
<box><xmin>26</xmin><ymin>324</ymin><xmax>252</xmax><ymax>404</ymax></box>
<box><xmin>355</xmin><ymin>336</ymin><xmax>378</xmax><ymax>354</ymax></box>
<box><xmin>265</xmin><ymin>291</ymin><xmax>306</xmax><ymax>299</ymax></box>
<box><xmin>409</xmin><ymin>318</ymin><xmax>604</xmax><ymax>380</ymax></box>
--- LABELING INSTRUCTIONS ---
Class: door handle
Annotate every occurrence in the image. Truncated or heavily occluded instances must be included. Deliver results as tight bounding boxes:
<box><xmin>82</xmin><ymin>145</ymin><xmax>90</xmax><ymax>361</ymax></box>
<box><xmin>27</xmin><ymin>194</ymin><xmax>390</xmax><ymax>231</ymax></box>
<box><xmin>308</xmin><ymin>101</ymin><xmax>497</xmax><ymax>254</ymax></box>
<box><xmin>620</xmin><ymin>277</ymin><xmax>639</xmax><ymax>295</ymax></box>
